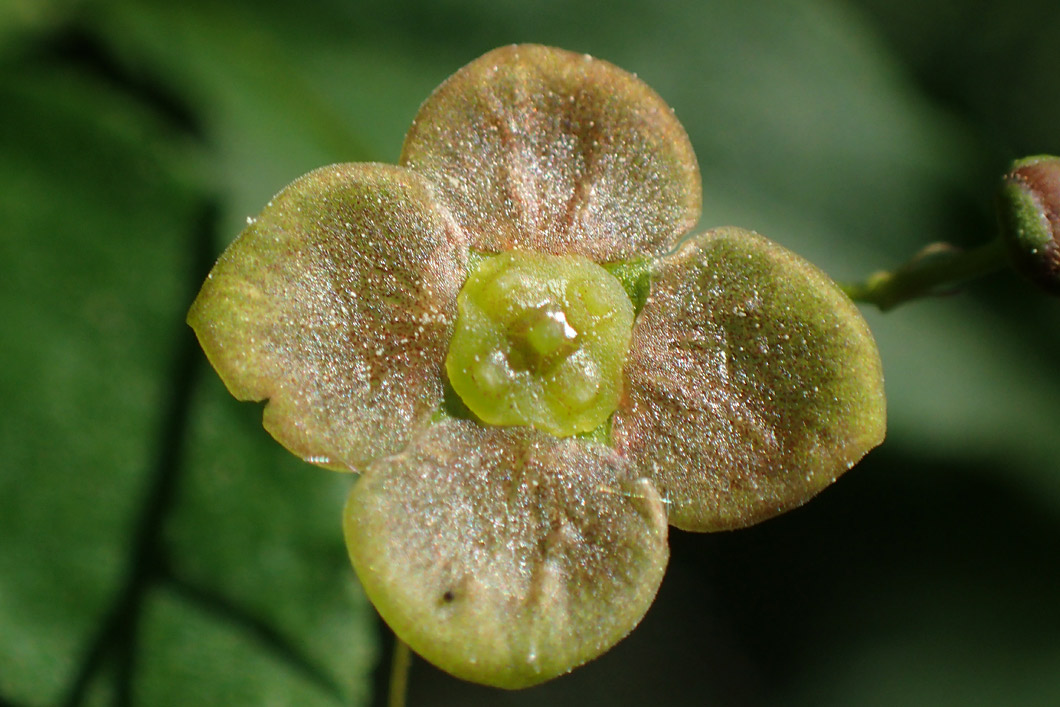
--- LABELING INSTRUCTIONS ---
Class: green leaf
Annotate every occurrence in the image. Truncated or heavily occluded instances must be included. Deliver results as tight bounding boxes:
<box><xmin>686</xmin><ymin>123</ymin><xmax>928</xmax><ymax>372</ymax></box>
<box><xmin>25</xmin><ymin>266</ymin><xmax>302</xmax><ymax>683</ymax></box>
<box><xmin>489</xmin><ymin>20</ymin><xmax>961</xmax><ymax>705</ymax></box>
<box><xmin>0</xmin><ymin>32</ymin><xmax>374</xmax><ymax>707</ymax></box>
<box><xmin>134</xmin><ymin>588</ymin><xmax>352</xmax><ymax>706</ymax></box>
<box><xmin>147</xmin><ymin>375</ymin><xmax>376</xmax><ymax>705</ymax></box>
<box><xmin>89</xmin><ymin>0</ymin><xmax>419</xmax><ymax>225</ymax></box>
<box><xmin>0</xmin><ymin>62</ymin><xmax>197</xmax><ymax>703</ymax></box>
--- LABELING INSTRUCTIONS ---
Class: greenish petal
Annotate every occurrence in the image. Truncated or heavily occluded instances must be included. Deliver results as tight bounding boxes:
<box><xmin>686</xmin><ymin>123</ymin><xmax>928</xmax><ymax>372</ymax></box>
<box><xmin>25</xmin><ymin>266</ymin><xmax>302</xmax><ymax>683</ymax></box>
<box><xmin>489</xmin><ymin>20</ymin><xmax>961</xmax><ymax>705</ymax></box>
<box><xmin>400</xmin><ymin>44</ymin><xmax>701</xmax><ymax>261</ymax></box>
<box><xmin>187</xmin><ymin>163</ymin><xmax>466</xmax><ymax>471</ymax></box>
<box><xmin>613</xmin><ymin>228</ymin><xmax>886</xmax><ymax>531</ymax></box>
<box><xmin>344</xmin><ymin>419</ymin><xmax>669</xmax><ymax>688</ymax></box>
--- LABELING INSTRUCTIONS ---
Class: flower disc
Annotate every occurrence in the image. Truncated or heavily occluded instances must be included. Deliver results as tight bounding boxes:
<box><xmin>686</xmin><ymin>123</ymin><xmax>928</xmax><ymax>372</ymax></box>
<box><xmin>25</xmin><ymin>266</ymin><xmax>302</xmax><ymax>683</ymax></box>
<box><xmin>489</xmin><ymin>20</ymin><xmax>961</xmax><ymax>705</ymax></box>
<box><xmin>446</xmin><ymin>251</ymin><xmax>634</xmax><ymax>436</ymax></box>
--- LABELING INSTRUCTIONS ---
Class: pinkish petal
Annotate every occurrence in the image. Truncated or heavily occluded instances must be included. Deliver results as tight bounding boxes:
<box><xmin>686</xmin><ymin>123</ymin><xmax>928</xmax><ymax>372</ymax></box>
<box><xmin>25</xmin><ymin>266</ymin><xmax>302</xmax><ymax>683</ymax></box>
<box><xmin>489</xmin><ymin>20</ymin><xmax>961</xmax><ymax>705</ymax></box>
<box><xmin>401</xmin><ymin>44</ymin><xmax>701</xmax><ymax>261</ymax></box>
<box><xmin>344</xmin><ymin>419</ymin><xmax>668</xmax><ymax>688</ymax></box>
<box><xmin>613</xmin><ymin>228</ymin><xmax>886</xmax><ymax>531</ymax></box>
<box><xmin>188</xmin><ymin>163</ymin><xmax>466</xmax><ymax>471</ymax></box>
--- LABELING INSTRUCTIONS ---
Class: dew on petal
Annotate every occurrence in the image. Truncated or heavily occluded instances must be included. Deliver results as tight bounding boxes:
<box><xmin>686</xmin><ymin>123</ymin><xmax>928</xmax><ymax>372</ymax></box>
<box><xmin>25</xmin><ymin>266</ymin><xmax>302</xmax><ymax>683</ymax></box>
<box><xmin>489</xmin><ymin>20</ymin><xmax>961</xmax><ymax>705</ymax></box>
<box><xmin>613</xmin><ymin>227</ymin><xmax>885</xmax><ymax>531</ymax></box>
<box><xmin>187</xmin><ymin>163</ymin><xmax>468</xmax><ymax>471</ymax></box>
<box><xmin>401</xmin><ymin>44</ymin><xmax>701</xmax><ymax>261</ymax></box>
<box><xmin>343</xmin><ymin>419</ymin><xmax>668</xmax><ymax>688</ymax></box>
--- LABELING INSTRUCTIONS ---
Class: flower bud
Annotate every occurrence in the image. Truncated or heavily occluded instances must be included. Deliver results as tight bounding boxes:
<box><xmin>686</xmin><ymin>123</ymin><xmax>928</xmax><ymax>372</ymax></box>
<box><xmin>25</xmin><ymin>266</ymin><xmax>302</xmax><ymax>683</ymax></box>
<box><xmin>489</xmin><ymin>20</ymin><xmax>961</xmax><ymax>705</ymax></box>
<box><xmin>998</xmin><ymin>155</ymin><xmax>1060</xmax><ymax>294</ymax></box>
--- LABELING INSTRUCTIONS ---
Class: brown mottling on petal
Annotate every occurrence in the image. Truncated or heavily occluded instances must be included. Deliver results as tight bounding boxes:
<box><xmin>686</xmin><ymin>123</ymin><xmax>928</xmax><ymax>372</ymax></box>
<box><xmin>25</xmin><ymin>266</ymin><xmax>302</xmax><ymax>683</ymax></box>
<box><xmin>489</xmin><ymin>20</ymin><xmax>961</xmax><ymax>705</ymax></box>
<box><xmin>613</xmin><ymin>227</ymin><xmax>886</xmax><ymax>531</ymax></box>
<box><xmin>344</xmin><ymin>419</ymin><xmax>668</xmax><ymax>688</ymax></box>
<box><xmin>187</xmin><ymin>163</ymin><xmax>467</xmax><ymax>471</ymax></box>
<box><xmin>401</xmin><ymin>44</ymin><xmax>701</xmax><ymax>261</ymax></box>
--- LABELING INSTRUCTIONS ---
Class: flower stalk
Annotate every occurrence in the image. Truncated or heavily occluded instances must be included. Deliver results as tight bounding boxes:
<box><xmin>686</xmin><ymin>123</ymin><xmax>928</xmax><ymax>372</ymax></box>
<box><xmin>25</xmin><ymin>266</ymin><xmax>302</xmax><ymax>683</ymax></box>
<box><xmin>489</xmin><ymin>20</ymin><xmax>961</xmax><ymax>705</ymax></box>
<box><xmin>388</xmin><ymin>638</ymin><xmax>412</xmax><ymax>707</ymax></box>
<box><xmin>840</xmin><ymin>237</ymin><xmax>1009</xmax><ymax>310</ymax></box>
<box><xmin>843</xmin><ymin>154</ymin><xmax>1060</xmax><ymax>309</ymax></box>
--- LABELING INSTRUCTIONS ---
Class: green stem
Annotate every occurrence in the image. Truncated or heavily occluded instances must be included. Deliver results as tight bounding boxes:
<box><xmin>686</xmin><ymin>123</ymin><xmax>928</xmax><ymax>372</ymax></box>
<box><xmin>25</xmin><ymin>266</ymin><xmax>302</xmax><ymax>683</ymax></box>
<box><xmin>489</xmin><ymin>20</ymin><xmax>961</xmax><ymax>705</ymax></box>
<box><xmin>388</xmin><ymin>638</ymin><xmax>412</xmax><ymax>707</ymax></box>
<box><xmin>840</xmin><ymin>237</ymin><xmax>1010</xmax><ymax>311</ymax></box>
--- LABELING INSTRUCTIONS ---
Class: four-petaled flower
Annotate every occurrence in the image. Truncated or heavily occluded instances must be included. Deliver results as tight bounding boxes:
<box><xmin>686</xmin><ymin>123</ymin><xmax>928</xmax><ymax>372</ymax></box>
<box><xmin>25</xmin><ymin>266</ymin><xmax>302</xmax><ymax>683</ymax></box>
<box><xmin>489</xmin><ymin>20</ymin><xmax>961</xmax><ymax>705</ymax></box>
<box><xmin>188</xmin><ymin>45</ymin><xmax>885</xmax><ymax>688</ymax></box>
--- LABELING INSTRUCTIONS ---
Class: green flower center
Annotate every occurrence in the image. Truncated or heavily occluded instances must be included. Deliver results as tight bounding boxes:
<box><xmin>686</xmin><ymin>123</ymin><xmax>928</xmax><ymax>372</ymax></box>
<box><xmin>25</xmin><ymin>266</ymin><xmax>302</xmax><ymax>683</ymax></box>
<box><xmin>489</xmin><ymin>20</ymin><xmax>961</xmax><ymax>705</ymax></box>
<box><xmin>446</xmin><ymin>251</ymin><xmax>635</xmax><ymax>437</ymax></box>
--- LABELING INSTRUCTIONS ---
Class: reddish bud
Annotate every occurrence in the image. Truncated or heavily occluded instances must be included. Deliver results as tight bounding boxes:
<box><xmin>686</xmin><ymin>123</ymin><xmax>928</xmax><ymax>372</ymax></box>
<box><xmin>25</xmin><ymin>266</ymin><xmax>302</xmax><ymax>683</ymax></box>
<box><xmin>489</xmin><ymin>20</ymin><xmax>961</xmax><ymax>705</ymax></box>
<box><xmin>998</xmin><ymin>155</ymin><xmax>1060</xmax><ymax>294</ymax></box>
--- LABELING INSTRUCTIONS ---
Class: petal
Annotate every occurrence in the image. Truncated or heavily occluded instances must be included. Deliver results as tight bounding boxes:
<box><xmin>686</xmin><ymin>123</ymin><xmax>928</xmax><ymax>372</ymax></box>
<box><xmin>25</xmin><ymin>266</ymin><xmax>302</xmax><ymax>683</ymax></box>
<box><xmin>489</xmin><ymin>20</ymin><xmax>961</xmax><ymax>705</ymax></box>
<box><xmin>187</xmin><ymin>163</ymin><xmax>466</xmax><ymax>471</ymax></box>
<box><xmin>343</xmin><ymin>419</ymin><xmax>669</xmax><ymax>688</ymax></box>
<box><xmin>613</xmin><ymin>227</ymin><xmax>886</xmax><ymax>531</ymax></box>
<box><xmin>400</xmin><ymin>44</ymin><xmax>701</xmax><ymax>261</ymax></box>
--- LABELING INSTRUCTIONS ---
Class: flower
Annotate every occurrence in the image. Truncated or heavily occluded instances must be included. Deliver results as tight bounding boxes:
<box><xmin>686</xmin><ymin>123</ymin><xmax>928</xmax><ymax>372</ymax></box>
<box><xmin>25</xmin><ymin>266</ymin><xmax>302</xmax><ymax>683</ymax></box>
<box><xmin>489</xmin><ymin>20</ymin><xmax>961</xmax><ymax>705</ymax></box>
<box><xmin>188</xmin><ymin>44</ymin><xmax>885</xmax><ymax>688</ymax></box>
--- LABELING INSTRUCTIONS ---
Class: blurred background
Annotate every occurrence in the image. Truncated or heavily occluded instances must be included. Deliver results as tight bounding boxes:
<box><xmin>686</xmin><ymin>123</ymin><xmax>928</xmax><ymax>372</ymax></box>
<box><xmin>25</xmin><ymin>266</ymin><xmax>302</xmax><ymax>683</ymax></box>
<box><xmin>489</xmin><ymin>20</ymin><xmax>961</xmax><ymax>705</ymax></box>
<box><xmin>3</xmin><ymin>0</ymin><xmax>1060</xmax><ymax>704</ymax></box>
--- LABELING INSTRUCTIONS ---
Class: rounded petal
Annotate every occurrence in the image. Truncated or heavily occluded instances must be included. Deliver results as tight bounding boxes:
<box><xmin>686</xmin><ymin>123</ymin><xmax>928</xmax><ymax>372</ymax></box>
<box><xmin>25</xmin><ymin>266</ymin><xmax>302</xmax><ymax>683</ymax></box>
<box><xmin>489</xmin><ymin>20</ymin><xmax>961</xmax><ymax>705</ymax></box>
<box><xmin>187</xmin><ymin>163</ymin><xmax>466</xmax><ymax>471</ymax></box>
<box><xmin>400</xmin><ymin>44</ymin><xmax>701</xmax><ymax>261</ymax></box>
<box><xmin>344</xmin><ymin>419</ymin><xmax>669</xmax><ymax>688</ymax></box>
<box><xmin>613</xmin><ymin>228</ymin><xmax>886</xmax><ymax>531</ymax></box>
